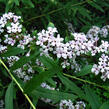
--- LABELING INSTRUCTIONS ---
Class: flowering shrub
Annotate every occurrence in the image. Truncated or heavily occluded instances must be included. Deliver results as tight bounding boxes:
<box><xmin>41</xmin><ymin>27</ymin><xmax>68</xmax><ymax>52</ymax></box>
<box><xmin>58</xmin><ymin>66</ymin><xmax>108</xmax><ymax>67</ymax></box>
<box><xmin>1</xmin><ymin>12</ymin><xmax>109</xmax><ymax>109</ymax></box>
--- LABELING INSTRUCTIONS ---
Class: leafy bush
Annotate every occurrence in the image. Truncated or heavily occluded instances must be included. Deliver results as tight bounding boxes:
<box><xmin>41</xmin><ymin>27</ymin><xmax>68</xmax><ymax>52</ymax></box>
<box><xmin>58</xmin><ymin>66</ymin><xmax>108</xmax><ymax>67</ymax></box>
<box><xmin>0</xmin><ymin>1</ymin><xmax>109</xmax><ymax>109</ymax></box>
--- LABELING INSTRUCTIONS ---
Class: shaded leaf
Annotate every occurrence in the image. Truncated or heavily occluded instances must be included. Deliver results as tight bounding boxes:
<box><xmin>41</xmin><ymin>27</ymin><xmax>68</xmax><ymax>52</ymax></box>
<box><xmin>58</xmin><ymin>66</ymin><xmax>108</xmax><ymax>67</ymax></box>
<box><xmin>31</xmin><ymin>87</ymin><xmax>77</xmax><ymax>102</ymax></box>
<box><xmin>78</xmin><ymin>7</ymin><xmax>91</xmax><ymax>20</ymax></box>
<box><xmin>58</xmin><ymin>74</ymin><xmax>85</xmax><ymax>99</ymax></box>
<box><xmin>24</xmin><ymin>56</ymin><xmax>62</xmax><ymax>93</ymax></box>
<box><xmin>1</xmin><ymin>47</ymin><xmax>26</xmax><ymax>57</ymax></box>
<box><xmin>88</xmin><ymin>1</ymin><xmax>104</xmax><ymax>12</ymax></box>
<box><xmin>14</xmin><ymin>0</ymin><xmax>19</xmax><ymax>6</ymax></box>
<box><xmin>5</xmin><ymin>81</ymin><xmax>13</xmax><ymax>109</ymax></box>
<box><xmin>39</xmin><ymin>55</ymin><xmax>62</xmax><ymax>73</ymax></box>
<box><xmin>100</xmin><ymin>101</ymin><xmax>109</xmax><ymax>109</ymax></box>
<box><xmin>22</xmin><ymin>0</ymin><xmax>34</xmax><ymax>8</ymax></box>
<box><xmin>24</xmin><ymin>70</ymin><xmax>56</xmax><ymax>93</ymax></box>
<box><xmin>10</xmin><ymin>51</ymin><xmax>40</xmax><ymax>71</ymax></box>
<box><xmin>5</xmin><ymin>0</ymin><xmax>14</xmax><ymax>12</ymax></box>
<box><xmin>76</xmin><ymin>65</ymin><xmax>93</xmax><ymax>77</ymax></box>
<box><xmin>85</xmin><ymin>86</ymin><xmax>101</xmax><ymax>109</ymax></box>
<box><xmin>48</xmin><ymin>22</ymin><xmax>55</xmax><ymax>28</ymax></box>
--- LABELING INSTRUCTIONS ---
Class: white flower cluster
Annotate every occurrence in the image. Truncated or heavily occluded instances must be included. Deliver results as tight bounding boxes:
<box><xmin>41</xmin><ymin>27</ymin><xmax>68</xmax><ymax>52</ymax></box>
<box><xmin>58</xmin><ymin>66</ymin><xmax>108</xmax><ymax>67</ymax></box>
<box><xmin>87</xmin><ymin>25</ymin><xmax>109</xmax><ymax>38</ymax></box>
<box><xmin>36</xmin><ymin>27</ymin><xmax>58</xmax><ymax>56</ymax></box>
<box><xmin>41</xmin><ymin>82</ymin><xmax>55</xmax><ymax>90</ymax></box>
<box><xmin>60</xmin><ymin>100</ymin><xmax>74</xmax><ymax>109</ymax></box>
<box><xmin>0</xmin><ymin>100</ymin><xmax>4</xmax><ymax>109</ymax></box>
<box><xmin>13</xmin><ymin>63</ymin><xmax>35</xmax><ymax>82</ymax></box>
<box><xmin>1</xmin><ymin>12</ymin><xmax>109</xmax><ymax>82</ymax></box>
<box><xmin>4</xmin><ymin>34</ymin><xmax>16</xmax><ymax>46</ymax></box>
<box><xmin>7</xmin><ymin>56</ymin><xmax>20</xmax><ymax>67</ymax></box>
<box><xmin>36</xmin><ymin>26</ymin><xmax>109</xmax><ymax>71</ymax></box>
<box><xmin>87</xmin><ymin>26</ymin><xmax>100</xmax><ymax>38</ymax></box>
<box><xmin>6</xmin><ymin>56</ymin><xmax>35</xmax><ymax>82</ymax></box>
<box><xmin>97</xmin><ymin>40</ymin><xmax>109</xmax><ymax>53</ymax></box>
<box><xmin>7</xmin><ymin>22</ymin><xmax>22</xmax><ymax>33</ymax></box>
<box><xmin>92</xmin><ymin>54</ymin><xmax>109</xmax><ymax>81</ymax></box>
<box><xmin>36</xmin><ymin>27</ymin><xmax>98</xmax><ymax>69</ymax></box>
<box><xmin>0</xmin><ymin>12</ymin><xmax>33</xmax><ymax>50</ymax></box>
<box><xmin>70</xmin><ymin>33</ymin><xmax>96</xmax><ymax>56</ymax></box>
<box><xmin>0</xmin><ymin>38</ymin><xmax>7</xmax><ymax>53</ymax></box>
<box><xmin>3</xmin><ymin>33</ymin><xmax>33</xmax><ymax>49</ymax></box>
<box><xmin>17</xmin><ymin>34</ymin><xmax>33</xmax><ymax>49</ymax></box>
<box><xmin>0</xmin><ymin>44</ymin><xmax>7</xmax><ymax>53</ymax></box>
<box><xmin>59</xmin><ymin>100</ymin><xmax>85</xmax><ymax>109</ymax></box>
<box><xmin>0</xmin><ymin>12</ymin><xmax>22</xmax><ymax>34</ymax></box>
<box><xmin>100</xmin><ymin>25</ymin><xmax>109</xmax><ymax>38</ymax></box>
<box><xmin>75</xmin><ymin>101</ymin><xmax>86</xmax><ymax>109</ymax></box>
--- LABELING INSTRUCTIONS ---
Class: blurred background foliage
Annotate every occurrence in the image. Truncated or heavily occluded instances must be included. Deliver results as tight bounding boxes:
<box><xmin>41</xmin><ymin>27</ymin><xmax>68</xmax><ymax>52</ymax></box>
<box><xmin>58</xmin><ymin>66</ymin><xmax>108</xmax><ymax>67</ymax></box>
<box><xmin>0</xmin><ymin>0</ymin><xmax>109</xmax><ymax>109</ymax></box>
<box><xmin>0</xmin><ymin>0</ymin><xmax>109</xmax><ymax>36</ymax></box>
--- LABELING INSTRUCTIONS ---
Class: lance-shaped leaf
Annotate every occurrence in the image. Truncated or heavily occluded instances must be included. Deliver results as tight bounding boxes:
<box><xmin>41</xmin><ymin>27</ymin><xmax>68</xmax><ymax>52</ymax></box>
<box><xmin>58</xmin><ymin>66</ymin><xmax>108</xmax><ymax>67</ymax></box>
<box><xmin>0</xmin><ymin>47</ymin><xmax>27</xmax><ymax>57</ymax></box>
<box><xmin>5</xmin><ymin>81</ymin><xmax>14</xmax><ymax>109</ymax></box>
<box><xmin>58</xmin><ymin>74</ymin><xmax>85</xmax><ymax>99</ymax></box>
<box><xmin>10</xmin><ymin>50</ymin><xmax>40</xmax><ymax>71</ymax></box>
<box><xmin>88</xmin><ymin>1</ymin><xmax>104</xmax><ymax>12</ymax></box>
<box><xmin>31</xmin><ymin>87</ymin><xmax>77</xmax><ymax>102</ymax></box>
<box><xmin>85</xmin><ymin>86</ymin><xmax>101</xmax><ymax>109</ymax></box>
<box><xmin>76</xmin><ymin>65</ymin><xmax>93</xmax><ymax>77</ymax></box>
<box><xmin>100</xmin><ymin>101</ymin><xmax>109</xmax><ymax>109</ymax></box>
<box><xmin>39</xmin><ymin>55</ymin><xmax>62</xmax><ymax>73</ymax></box>
<box><xmin>24</xmin><ymin>70</ymin><xmax>55</xmax><ymax>93</ymax></box>
<box><xmin>24</xmin><ymin>55</ymin><xmax>62</xmax><ymax>93</ymax></box>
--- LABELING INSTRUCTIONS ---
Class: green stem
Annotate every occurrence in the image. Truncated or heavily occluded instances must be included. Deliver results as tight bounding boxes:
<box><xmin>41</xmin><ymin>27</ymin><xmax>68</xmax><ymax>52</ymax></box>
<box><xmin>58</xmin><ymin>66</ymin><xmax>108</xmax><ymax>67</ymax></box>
<box><xmin>0</xmin><ymin>59</ymin><xmax>36</xmax><ymax>109</ymax></box>
<box><xmin>63</xmin><ymin>73</ymin><xmax>109</xmax><ymax>91</ymax></box>
<box><xmin>24</xmin><ymin>0</ymin><xmax>93</xmax><ymax>23</ymax></box>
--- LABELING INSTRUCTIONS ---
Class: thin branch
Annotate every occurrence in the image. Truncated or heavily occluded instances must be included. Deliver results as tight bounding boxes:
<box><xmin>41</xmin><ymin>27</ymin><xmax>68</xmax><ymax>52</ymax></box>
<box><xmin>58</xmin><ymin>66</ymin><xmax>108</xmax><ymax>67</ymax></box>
<box><xmin>63</xmin><ymin>73</ymin><xmax>109</xmax><ymax>91</ymax></box>
<box><xmin>24</xmin><ymin>0</ymin><xmax>93</xmax><ymax>23</ymax></box>
<box><xmin>0</xmin><ymin>59</ymin><xmax>36</xmax><ymax>109</ymax></box>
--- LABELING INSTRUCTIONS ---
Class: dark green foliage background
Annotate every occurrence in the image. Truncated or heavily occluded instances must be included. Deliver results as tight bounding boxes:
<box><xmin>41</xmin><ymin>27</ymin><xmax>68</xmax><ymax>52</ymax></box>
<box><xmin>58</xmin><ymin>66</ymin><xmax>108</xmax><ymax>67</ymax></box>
<box><xmin>0</xmin><ymin>0</ymin><xmax>109</xmax><ymax>35</ymax></box>
<box><xmin>1</xmin><ymin>0</ymin><xmax>109</xmax><ymax>109</ymax></box>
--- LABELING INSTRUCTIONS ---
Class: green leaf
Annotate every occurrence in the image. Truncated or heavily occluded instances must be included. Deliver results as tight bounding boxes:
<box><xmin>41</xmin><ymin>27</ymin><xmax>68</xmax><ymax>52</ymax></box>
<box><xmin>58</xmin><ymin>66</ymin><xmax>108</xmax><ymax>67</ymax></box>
<box><xmin>32</xmin><ymin>95</ymin><xmax>39</xmax><ymax>108</ymax></box>
<box><xmin>24</xmin><ymin>70</ymin><xmax>56</xmax><ymax>93</ymax></box>
<box><xmin>65</xmin><ymin>36</ymin><xmax>69</xmax><ymax>43</ymax></box>
<box><xmin>39</xmin><ymin>55</ymin><xmax>62</xmax><ymax>73</ymax></box>
<box><xmin>31</xmin><ymin>87</ymin><xmax>77</xmax><ymax>102</ymax></box>
<box><xmin>5</xmin><ymin>81</ymin><xmax>13</xmax><ymax>109</ymax></box>
<box><xmin>0</xmin><ymin>65</ymin><xmax>9</xmax><ymax>77</ymax></box>
<box><xmin>76</xmin><ymin>65</ymin><xmax>93</xmax><ymax>77</ymax></box>
<box><xmin>22</xmin><ymin>0</ymin><xmax>34</xmax><ymax>8</ymax></box>
<box><xmin>100</xmin><ymin>101</ymin><xmax>109</xmax><ymax>109</ymax></box>
<box><xmin>10</xmin><ymin>50</ymin><xmax>40</xmax><ymax>71</ymax></box>
<box><xmin>103</xmin><ymin>92</ymin><xmax>109</xmax><ymax>98</ymax></box>
<box><xmin>85</xmin><ymin>86</ymin><xmax>101</xmax><ymax>109</ymax></box>
<box><xmin>5</xmin><ymin>0</ymin><xmax>14</xmax><ymax>12</ymax></box>
<box><xmin>88</xmin><ymin>1</ymin><xmax>104</xmax><ymax>12</ymax></box>
<box><xmin>32</xmin><ymin>30</ymin><xmax>37</xmax><ymax>36</ymax></box>
<box><xmin>14</xmin><ymin>0</ymin><xmax>19</xmax><ymax>6</ymax></box>
<box><xmin>78</xmin><ymin>7</ymin><xmax>91</xmax><ymax>20</ymax></box>
<box><xmin>58</xmin><ymin>74</ymin><xmax>85</xmax><ymax>99</ymax></box>
<box><xmin>47</xmin><ymin>22</ymin><xmax>55</xmax><ymax>28</ymax></box>
<box><xmin>0</xmin><ymin>47</ymin><xmax>27</xmax><ymax>57</ymax></box>
<box><xmin>24</xmin><ymin>55</ymin><xmax>61</xmax><ymax>93</ymax></box>
<box><xmin>47</xmin><ymin>78</ymin><xmax>56</xmax><ymax>87</ymax></box>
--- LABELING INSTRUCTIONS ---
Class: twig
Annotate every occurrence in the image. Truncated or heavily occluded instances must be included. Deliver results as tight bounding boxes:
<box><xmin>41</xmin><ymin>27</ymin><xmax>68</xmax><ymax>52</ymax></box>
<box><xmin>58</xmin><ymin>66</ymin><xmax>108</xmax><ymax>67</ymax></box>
<box><xmin>63</xmin><ymin>73</ymin><xmax>109</xmax><ymax>91</ymax></box>
<box><xmin>0</xmin><ymin>59</ymin><xmax>36</xmax><ymax>109</ymax></box>
<box><xmin>24</xmin><ymin>0</ymin><xmax>93</xmax><ymax>23</ymax></box>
